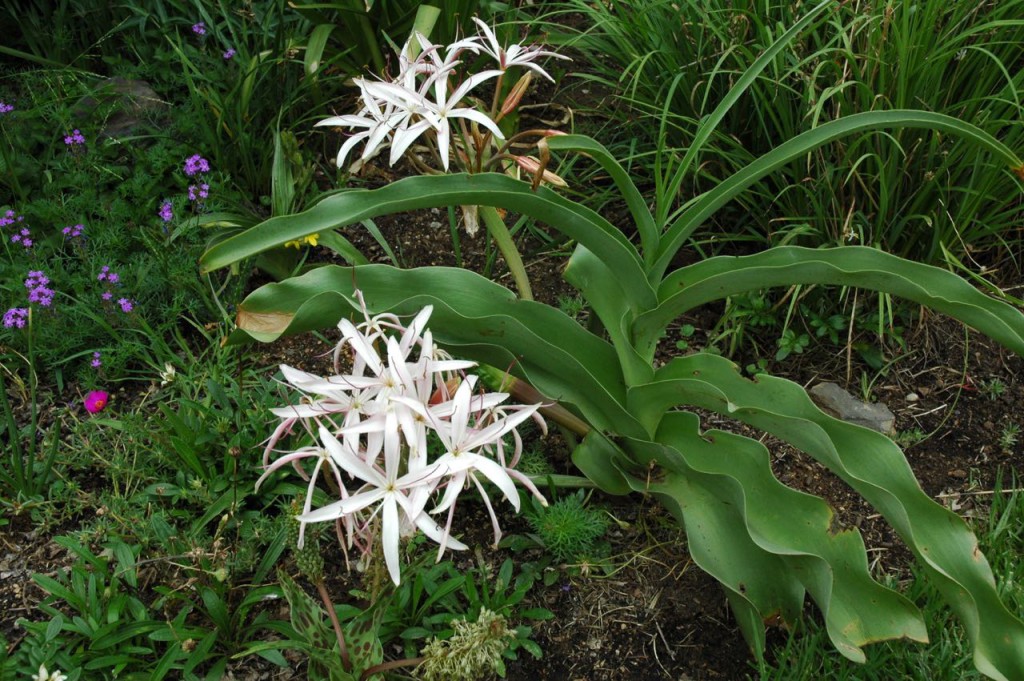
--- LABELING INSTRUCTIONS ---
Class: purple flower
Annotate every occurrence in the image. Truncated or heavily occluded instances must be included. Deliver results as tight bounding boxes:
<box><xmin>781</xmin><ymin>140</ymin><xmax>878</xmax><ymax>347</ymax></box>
<box><xmin>3</xmin><ymin>308</ymin><xmax>27</xmax><ymax>328</ymax></box>
<box><xmin>97</xmin><ymin>265</ymin><xmax>111</xmax><ymax>281</ymax></box>
<box><xmin>0</xmin><ymin>210</ymin><xmax>21</xmax><ymax>228</ymax></box>
<box><xmin>62</xmin><ymin>223</ymin><xmax>85</xmax><ymax>239</ymax></box>
<box><xmin>107</xmin><ymin>272</ymin><xmax>120</xmax><ymax>284</ymax></box>
<box><xmin>91</xmin><ymin>351</ymin><xmax>102</xmax><ymax>368</ymax></box>
<box><xmin>101</xmin><ymin>291</ymin><xmax>113</xmax><ymax>301</ymax></box>
<box><xmin>192</xmin><ymin>22</ymin><xmax>206</xmax><ymax>36</ymax></box>
<box><xmin>223</xmin><ymin>48</ymin><xmax>236</xmax><ymax>60</ymax></box>
<box><xmin>25</xmin><ymin>271</ymin><xmax>49</xmax><ymax>289</ymax></box>
<box><xmin>188</xmin><ymin>183</ymin><xmax>210</xmax><ymax>202</ymax></box>
<box><xmin>63</xmin><ymin>129</ymin><xmax>86</xmax><ymax>147</ymax></box>
<box><xmin>11</xmin><ymin>227</ymin><xmax>32</xmax><ymax>249</ymax></box>
<box><xmin>159</xmin><ymin>200</ymin><xmax>173</xmax><ymax>222</ymax></box>
<box><xmin>183</xmin><ymin>154</ymin><xmax>210</xmax><ymax>176</ymax></box>
<box><xmin>0</xmin><ymin>101</ymin><xmax>13</xmax><ymax>114</ymax></box>
<box><xmin>117</xmin><ymin>298</ymin><xmax>134</xmax><ymax>313</ymax></box>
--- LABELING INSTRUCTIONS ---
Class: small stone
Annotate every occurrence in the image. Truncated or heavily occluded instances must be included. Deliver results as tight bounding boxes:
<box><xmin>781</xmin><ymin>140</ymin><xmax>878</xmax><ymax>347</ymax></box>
<box><xmin>949</xmin><ymin>469</ymin><xmax>968</xmax><ymax>480</ymax></box>
<box><xmin>906</xmin><ymin>392</ymin><xmax>920</xmax><ymax>402</ymax></box>
<box><xmin>809</xmin><ymin>382</ymin><xmax>896</xmax><ymax>434</ymax></box>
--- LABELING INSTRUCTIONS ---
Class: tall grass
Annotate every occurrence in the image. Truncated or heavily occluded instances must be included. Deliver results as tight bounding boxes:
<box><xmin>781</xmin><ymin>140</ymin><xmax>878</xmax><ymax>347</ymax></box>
<box><xmin>543</xmin><ymin>0</ymin><xmax>1024</xmax><ymax>267</ymax></box>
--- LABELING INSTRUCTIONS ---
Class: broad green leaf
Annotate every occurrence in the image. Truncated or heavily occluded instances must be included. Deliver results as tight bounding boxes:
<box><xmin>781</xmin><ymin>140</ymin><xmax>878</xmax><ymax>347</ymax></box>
<box><xmin>645</xmin><ymin>354</ymin><xmax>1024</xmax><ymax>681</ymax></box>
<box><xmin>635</xmin><ymin>246</ymin><xmax>1024</xmax><ymax>360</ymax></box>
<box><xmin>626</xmin><ymin>407</ymin><xmax>927</xmax><ymax>661</ymax></box>
<box><xmin>200</xmin><ymin>173</ymin><xmax>657</xmax><ymax>311</ymax></box>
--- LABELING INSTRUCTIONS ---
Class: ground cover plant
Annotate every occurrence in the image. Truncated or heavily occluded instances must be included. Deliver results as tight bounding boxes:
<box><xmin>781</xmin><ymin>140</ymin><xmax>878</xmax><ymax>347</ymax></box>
<box><xmin>3</xmin><ymin>1</ymin><xmax>1024</xmax><ymax>680</ymax></box>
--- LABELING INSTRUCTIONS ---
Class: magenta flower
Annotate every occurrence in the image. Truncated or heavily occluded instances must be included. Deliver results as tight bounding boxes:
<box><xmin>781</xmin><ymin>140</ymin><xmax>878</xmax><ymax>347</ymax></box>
<box><xmin>84</xmin><ymin>391</ymin><xmax>109</xmax><ymax>414</ymax></box>
<box><xmin>223</xmin><ymin>48</ymin><xmax>236</xmax><ymax>60</ymax></box>
<box><xmin>0</xmin><ymin>101</ymin><xmax>13</xmax><ymax>114</ymax></box>
<box><xmin>117</xmin><ymin>298</ymin><xmax>134</xmax><ymax>313</ymax></box>
<box><xmin>0</xmin><ymin>210</ymin><xmax>22</xmax><ymax>228</ymax></box>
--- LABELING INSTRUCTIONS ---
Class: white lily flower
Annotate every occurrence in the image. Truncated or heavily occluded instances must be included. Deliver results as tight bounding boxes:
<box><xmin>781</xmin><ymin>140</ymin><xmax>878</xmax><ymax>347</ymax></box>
<box><xmin>468</xmin><ymin>17</ymin><xmax>571</xmax><ymax>82</ymax></box>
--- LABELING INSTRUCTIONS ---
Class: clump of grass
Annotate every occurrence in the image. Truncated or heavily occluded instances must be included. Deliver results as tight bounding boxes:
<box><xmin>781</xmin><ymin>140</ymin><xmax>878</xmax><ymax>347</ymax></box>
<box><xmin>527</xmin><ymin>491</ymin><xmax>607</xmax><ymax>563</ymax></box>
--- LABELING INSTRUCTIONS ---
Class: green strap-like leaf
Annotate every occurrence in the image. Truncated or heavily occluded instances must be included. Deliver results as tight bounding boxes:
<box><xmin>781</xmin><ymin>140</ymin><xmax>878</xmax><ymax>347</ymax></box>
<box><xmin>200</xmin><ymin>173</ymin><xmax>657</xmax><ymax>310</ymax></box>
<box><xmin>229</xmin><ymin>264</ymin><xmax>647</xmax><ymax>438</ymax></box>
<box><xmin>651</xmin><ymin>112</ymin><xmax>1023</xmax><ymax>279</ymax></box>
<box><xmin>545</xmin><ymin>134</ymin><xmax>660</xmax><ymax>261</ymax></box>
<box><xmin>635</xmin><ymin>246</ymin><xmax>1024</xmax><ymax>360</ymax></box>
<box><xmin>563</xmin><ymin>246</ymin><xmax>654</xmax><ymax>390</ymax></box>
<box><xmin>624</xmin><ymin>406</ymin><xmax>927</xmax><ymax>662</ymax></box>
<box><xmin>644</xmin><ymin>353</ymin><xmax>1024</xmax><ymax>681</ymax></box>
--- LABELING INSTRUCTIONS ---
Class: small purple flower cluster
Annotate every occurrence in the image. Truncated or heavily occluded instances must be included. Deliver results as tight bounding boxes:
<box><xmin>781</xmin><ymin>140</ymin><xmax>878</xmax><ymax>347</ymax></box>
<box><xmin>10</xmin><ymin>225</ymin><xmax>32</xmax><ymax>249</ymax></box>
<box><xmin>91</xmin><ymin>351</ymin><xmax>102</xmax><ymax>368</ymax></box>
<box><xmin>184</xmin><ymin>154</ymin><xmax>210</xmax><ymax>176</ymax></box>
<box><xmin>64</xmin><ymin>129</ymin><xmax>86</xmax><ymax>147</ymax></box>
<box><xmin>62</xmin><ymin>223</ymin><xmax>85</xmax><ymax>239</ymax></box>
<box><xmin>159</xmin><ymin>200</ymin><xmax>173</xmax><ymax>222</ymax></box>
<box><xmin>0</xmin><ymin>101</ymin><xmax>12</xmax><ymax>114</ymax></box>
<box><xmin>0</xmin><ymin>209</ymin><xmax>22</xmax><ymax>228</ymax></box>
<box><xmin>188</xmin><ymin>183</ymin><xmax>210</xmax><ymax>202</ymax></box>
<box><xmin>2</xmin><ymin>307</ymin><xmax>27</xmax><ymax>328</ymax></box>
<box><xmin>97</xmin><ymin>265</ymin><xmax>134</xmax><ymax>313</ymax></box>
<box><xmin>223</xmin><ymin>48</ymin><xmax>236</xmax><ymax>60</ymax></box>
<box><xmin>25</xmin><ymin>270</ymin><xmax>54</xmax><ymax>307</ymax></box>
<box><xmin>192</xmin><ymin>22</ymin><xmax>206</xmax><ymax>36</ymax></box>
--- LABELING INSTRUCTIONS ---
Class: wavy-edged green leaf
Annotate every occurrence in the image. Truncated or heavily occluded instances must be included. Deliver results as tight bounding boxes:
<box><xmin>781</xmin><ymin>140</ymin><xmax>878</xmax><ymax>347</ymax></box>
<box><xmin>200</xmin><ymin>173</ymin><xmax>657</xmax><ymax>310</ymax></box>
<box><xmin>651</xmin><ymin>112</ymin><xmax>1023</xmax><ymax>279</ymax></box>
<box><xmin>635</xmin><ymin>246</ymin><xmax>1024</xmax><ymax>360</ymax></box>
<box><xmin>545</xmin><ymin>134</ymin><xmax>659</xmax><ymax>260</ymax></box>
<box><xmin>616</xmin><ymin>428</ymin><xmax>806</xmax><ymax>660</ymax></box>
<box><xmin>570</xmin><ymin>430</ymin><xmax>635</xmax><ymax>496</ymax></box>
<box><xmin>642</xmin><ymin>353</ymin><xmax>1024</xmax><ymax>681</ymax></box>
<box><xmin>626</xmin><ymin>406</ymin><xmax>927</xmax><ymax>662</ymax></box>
<box><xmin>563</xmin><ymin>246</ymin><xmax>654</xmax><ymax>390</ymax></box>
<box><xmin>230</xmin><ymin>264</ymin><xmax>646</xmax><ymax>438</ymax></box>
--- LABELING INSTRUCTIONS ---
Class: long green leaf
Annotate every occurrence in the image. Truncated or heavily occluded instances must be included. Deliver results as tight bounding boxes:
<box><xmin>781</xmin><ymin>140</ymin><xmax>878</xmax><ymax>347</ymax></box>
<box><xmin>642</xmin><ymin>353</ymin><xmax>1024</xmax><ymax>681</ymax></box>
<box><xmin>656</xmin><ymin>0</ymin><xmax>834</xmax><ymax>228</ymax></box>
<box><xmin>651</xmin><ymin>111</ymin><xmax>1023</xmax><ymax>279</ymax></box>
<box><xmin>635</xmin><ymin>246</ymin><xmax>1024</xmax><ymax>360</ymax></box>
<box><xmin>545</xmin><ymin>134</ymin><xmax>660</xmax><ymax>260</ymax></box>
<box><xmin>622</xmin><ymin>407</ymin><xmax>927</xmax><ymax>662</ymax></box>
<box><xmin>201</xmin><ymin>173</ymin><xmax>657</xmax><ymax>310</ymax></box>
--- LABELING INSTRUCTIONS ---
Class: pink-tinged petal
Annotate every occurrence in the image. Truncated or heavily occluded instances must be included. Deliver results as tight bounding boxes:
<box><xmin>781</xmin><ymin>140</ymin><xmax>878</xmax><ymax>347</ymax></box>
<box><xmin>389</xmin><ymin>118</ymin><xmax>435</xmax><ymax>165</ymax></box>
<box><xmin>338</xmin><ymin>317</ymin><xmax>383</xmax><ymax>375</ymax></box>
<box><xmin>320</xmin><ymin>426</ymin><xmax>384</xmax><ymax>486</ymax></box>
<box><xmin>463</xmin><ymin>403</ymin><xmax>540</xmax><ymax>451</ymax></box>
<box><xmin>471</xmin><ymin>473</ymin><xmax>504</xmax><ymax>546</ymax></box>
<box><xmin>337</xmin><ymin>131</ymin><xmax>370</xmax><ymax>169</ymax></box>
<box><xmin>506</xmin><ymin>468</ymin><xmax>548</xmax><ymax>507</ymax></box>
<box><xmin>381</xmin><ymin>495</ymin><xmax>402</xmax><ymax>585</ymax></box>
<box><xmin>256</xmin><ymin>448</ymin><xmax>319</xmax><ymax>489</ymax></box>
<box><xmin>413</xmin><ymin>510</ymin><xmax>468</xmax><ymax>551</ymax></box>
<box><xmin>446</xmin><ymin>107</ymin><xmax>505</xmax><ymax>139</ymax></box>
<box><xmin>430</xmin><ymin>468</ymin><xmax>467</xmax><ymax>515</ymax></box>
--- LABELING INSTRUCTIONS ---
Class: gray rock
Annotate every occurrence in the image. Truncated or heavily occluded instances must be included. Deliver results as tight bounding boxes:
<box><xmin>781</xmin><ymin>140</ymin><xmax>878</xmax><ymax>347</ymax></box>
<box><xmin>809</xmin><ymin>382</ymin><xmax>895</xmax><ymax>434</ymax></box>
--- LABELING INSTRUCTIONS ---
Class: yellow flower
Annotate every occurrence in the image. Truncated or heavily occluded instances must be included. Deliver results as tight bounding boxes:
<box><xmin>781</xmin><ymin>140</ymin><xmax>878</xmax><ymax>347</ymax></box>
<box><xmin>284</xmin><ymin>233</ymin><xmax>320</xmax><ymax>249</ymax></box>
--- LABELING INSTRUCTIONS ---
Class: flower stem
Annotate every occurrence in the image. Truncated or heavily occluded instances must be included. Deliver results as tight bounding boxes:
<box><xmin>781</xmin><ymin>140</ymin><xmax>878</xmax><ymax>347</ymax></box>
<box><xmin>479</xmin><ymin>205</ymin><xmax>532</xmax><ymax>300</ymax></box>
<box><xmin>316</xmin><ymin>579</ymin><xmax>352</xmax><ymax>672</ymax></box>
<box><xmin>360</xmin><ymin>656</ymin><xmax>425</xmax><ymax>681</ymax></box>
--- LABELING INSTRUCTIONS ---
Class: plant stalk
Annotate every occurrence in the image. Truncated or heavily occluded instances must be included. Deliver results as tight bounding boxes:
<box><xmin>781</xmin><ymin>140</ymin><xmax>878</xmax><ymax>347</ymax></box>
<box><xmin>315</xmin><ymin>579</ymin><xmax>351</xmax><ymax>673</ymax></box>
<box><xmin>478</xmin><ymin>205</ymin><xmax>532</xmax><ymax>300</ymax></box>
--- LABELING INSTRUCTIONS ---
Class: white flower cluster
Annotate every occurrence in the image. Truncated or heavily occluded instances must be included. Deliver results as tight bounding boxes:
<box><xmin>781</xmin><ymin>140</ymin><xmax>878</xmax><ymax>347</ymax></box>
<box><xmin>260</xmin><ymin>293</ymin><xmax>546</xmax><ymax>585</ymax></box>
<box><xmin>316</xmin><ymin>18</ymin><xmax>568</xmax><ymax>172</ymax></box>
